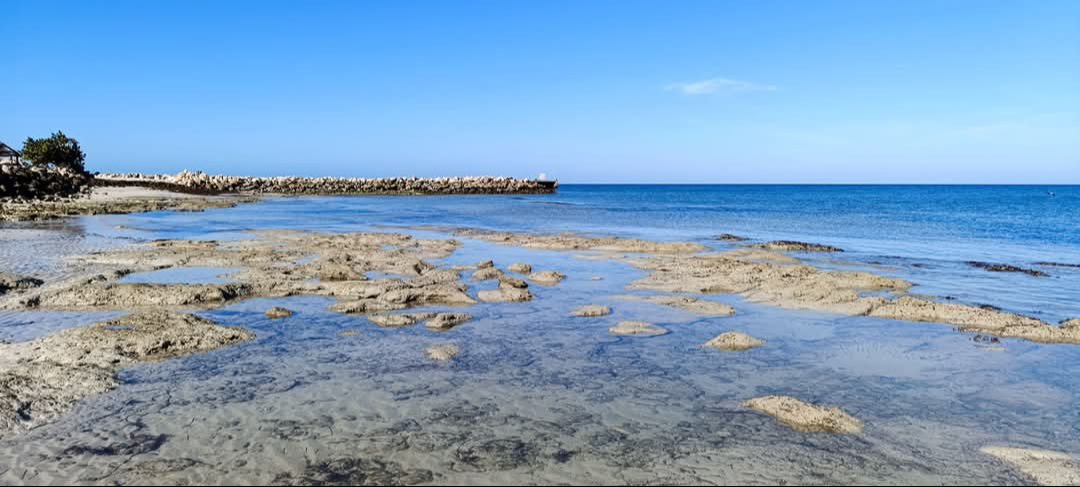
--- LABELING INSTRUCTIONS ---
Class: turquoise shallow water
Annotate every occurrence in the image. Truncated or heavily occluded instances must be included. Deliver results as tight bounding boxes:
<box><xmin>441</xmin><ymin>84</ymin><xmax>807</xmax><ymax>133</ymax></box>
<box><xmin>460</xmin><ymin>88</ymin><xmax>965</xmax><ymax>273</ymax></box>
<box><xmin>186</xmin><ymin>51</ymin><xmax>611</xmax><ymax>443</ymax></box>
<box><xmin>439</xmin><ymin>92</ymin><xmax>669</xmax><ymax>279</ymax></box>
<box><xmin>0</xmin><ymin>185</ymin><xmax>1078</xmax><ymax>485</ymax></box>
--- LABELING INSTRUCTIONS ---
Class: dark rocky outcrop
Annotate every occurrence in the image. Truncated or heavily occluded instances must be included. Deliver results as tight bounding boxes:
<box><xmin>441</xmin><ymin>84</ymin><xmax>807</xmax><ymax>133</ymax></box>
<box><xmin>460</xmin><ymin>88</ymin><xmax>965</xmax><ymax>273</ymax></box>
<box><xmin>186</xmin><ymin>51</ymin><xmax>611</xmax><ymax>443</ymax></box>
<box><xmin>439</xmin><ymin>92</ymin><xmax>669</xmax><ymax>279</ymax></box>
<box><xmin>968</xmin><ymin>261</ymin><xmax>1048</xmax><ymax>277</ymax></box>
<box><xmin>0</xmin><ymin>163</ymin><xmax>90</xmax><ymax>199</ymax></box>
<box><xmin>754</xmin><ymin>240</ymin><xmax>844</xmax><ymax>252</ymax></box>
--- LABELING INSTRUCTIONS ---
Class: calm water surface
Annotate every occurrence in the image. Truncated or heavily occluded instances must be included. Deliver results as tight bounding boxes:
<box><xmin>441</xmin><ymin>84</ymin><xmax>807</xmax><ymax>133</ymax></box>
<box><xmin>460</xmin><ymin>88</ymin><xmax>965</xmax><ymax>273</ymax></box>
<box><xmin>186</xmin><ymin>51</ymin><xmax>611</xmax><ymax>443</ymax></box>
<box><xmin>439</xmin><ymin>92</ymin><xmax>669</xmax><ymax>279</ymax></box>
<box><xmin>0</xmin><ymin>185</ymin><xmax>1078</xmax><ymax>485</ymax></box>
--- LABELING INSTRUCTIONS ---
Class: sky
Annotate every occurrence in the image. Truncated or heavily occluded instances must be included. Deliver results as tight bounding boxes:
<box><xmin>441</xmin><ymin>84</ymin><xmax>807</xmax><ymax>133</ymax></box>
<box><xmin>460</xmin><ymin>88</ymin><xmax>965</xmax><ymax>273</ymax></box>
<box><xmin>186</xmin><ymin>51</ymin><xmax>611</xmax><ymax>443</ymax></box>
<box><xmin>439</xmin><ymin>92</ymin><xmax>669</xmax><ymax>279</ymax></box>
<box><xmin>4</xmin><ymin>0</ymin><xmax>1079</xmax><ymax>183</ymax></box>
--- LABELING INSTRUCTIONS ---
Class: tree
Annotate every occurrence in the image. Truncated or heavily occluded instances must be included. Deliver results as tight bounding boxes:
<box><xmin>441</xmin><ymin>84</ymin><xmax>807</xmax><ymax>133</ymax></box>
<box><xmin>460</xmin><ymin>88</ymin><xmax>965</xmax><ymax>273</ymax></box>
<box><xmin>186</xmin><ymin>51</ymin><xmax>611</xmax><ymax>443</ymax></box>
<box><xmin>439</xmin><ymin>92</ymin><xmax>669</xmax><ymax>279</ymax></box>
<box><xmin>21</xmin><ymin>131</ymin><xmax>86</xmax><ymax>173</ymax></box>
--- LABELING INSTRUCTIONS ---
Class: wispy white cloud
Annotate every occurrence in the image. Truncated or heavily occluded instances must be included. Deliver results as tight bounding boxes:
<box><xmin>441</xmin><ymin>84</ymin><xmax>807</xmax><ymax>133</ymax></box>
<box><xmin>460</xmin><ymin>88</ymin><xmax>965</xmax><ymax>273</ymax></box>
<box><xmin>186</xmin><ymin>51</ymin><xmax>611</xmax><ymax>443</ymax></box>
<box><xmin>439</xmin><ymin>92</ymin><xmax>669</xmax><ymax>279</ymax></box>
<box><xmin>664</xmin><ymin>77</ymin><xmax>777</xmax><ymax>95</ymax></box>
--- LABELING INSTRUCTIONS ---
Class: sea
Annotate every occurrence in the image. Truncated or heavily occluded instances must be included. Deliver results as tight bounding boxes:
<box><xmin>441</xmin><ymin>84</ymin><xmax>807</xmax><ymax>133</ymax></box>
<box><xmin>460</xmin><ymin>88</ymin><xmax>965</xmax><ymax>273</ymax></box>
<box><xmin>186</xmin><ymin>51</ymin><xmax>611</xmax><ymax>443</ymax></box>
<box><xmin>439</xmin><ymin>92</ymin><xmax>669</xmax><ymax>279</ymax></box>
<box><xmin>0</xmin><ymin>184</ymin><xmax>1078</xmax><ymax>485</ymax></box>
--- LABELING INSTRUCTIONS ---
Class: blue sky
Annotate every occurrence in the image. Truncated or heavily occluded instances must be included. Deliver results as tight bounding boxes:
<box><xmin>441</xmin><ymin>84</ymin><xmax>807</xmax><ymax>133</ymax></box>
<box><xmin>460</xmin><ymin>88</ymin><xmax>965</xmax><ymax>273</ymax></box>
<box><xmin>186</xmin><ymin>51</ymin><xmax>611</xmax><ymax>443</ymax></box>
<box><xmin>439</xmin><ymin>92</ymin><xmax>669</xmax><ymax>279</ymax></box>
<box><xmin>5</xmin><ymin>0</ymin><xmax>1079</xmax><ymax>183</ymax></box>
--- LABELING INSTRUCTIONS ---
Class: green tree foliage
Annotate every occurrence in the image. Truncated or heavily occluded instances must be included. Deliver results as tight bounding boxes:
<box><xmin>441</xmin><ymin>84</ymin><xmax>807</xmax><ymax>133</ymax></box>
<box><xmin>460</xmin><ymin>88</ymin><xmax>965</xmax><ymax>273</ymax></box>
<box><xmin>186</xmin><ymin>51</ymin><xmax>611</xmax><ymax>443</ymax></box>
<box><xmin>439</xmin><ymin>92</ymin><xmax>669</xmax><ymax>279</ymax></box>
<box><xmin>21</xmin><ymin>131</ymin><xmax>86</xmax><ymax>173</ymax></box>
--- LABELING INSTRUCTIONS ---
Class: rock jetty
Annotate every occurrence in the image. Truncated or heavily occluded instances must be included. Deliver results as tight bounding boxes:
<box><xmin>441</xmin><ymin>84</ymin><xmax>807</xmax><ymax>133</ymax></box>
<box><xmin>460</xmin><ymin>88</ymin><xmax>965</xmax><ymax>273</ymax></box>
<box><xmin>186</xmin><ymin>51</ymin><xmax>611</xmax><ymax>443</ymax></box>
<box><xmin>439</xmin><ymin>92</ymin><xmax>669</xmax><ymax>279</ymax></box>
<box><xmin>0</xmin><ymin>163</ymin><xmax>90</xmax><ymax>199</ymax></box>
<box><xmin>95</xmin><ymin>171</ymin><xmax>557</xmax><ymax>195</ymax></box>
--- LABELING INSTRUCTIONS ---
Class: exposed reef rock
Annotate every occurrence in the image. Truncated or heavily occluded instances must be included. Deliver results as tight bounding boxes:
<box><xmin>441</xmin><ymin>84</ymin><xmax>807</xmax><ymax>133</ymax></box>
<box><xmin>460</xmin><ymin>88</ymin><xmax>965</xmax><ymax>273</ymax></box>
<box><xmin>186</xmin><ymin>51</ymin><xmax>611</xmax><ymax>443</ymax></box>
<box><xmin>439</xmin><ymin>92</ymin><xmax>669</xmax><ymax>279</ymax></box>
<box><xmin>715</xmin><ymin>233</ymin><xmax>748</xmax><ymax>241</ymax></box>
<box><xmin>97</xmin><ymin>171</ymin><xmax>556</xmax><ymax>195</ymax></box>
<box><xmin>981</xmin><ymin>446</ymin><xmax>1080</xmax><ymax>486</ymax></box>
<box><xmin>704</xmin><ymin>332</ymin><xmax>765</xmax><ymax>351</ymax></box>
<box><xmin>508</xmin><ymin>262</ymin><xmax>532</xmax><ymax>274</ymax></box>
<box><xmin>29</xmin><ymin>282</ymin><xmax>257</xmax><ymax>309</ymax></box>
<box><xmin>439</xmin><ymin>227</ymin><xmax>708</xmax><ymax>254</ymax></box>
<box><xmin>264</xmin><ymin>306</ymin><xmax>293</xmax><ymax>319</ymax></box>
<box><xmin>0</xmin><ymin>272</ymin><xmax>43</xmax><ymax>295</ymax></box>
<box><xmin>625</xmin><ymin>250</ymin><xmax>908</xmax><ymax>316</ymax></box>
<box><xmin>571</xmin><ymin>305</ymin><xmax>612</xmax><ymax>317</ymax></box>
<box><xmin>477</xmin><ymin>284</ymin><xmax>533</xmax><ymax>303</ymax></box>
<box><xmin>7</xmin><ymin>231</ymin><xmax>477</xmax><ymax>315</ymax></box>
<box><xmin>968</xmin><ymin>261</ymin><xmax>1048</xmax><ymax>277</ymax></box>
<box><xmin>426</xmin><ymin>343</ymin><xmax>460</xmax><ymax>362</ymax></box>
<box><xmin>528</xmin><ymin>270</ymin><xmax>566</xmax><ymax>286</ymax></box>
<box><xmin>868</xmin><ymin>297</ymin><xmax>1080</xmax><ymax>344</ymax></box>
<box><xmin>425</xmin><ymin>313</ymin><xmax>472</xmax><ymax>331</ymax></box>
<box><xmin>368</xmin><ymin>312</ymin><xmax>437</xmax><ymax>328</ymax></box>
<box><xmin>624</xmin><ymin>249</ymin><xmax>1080</xmax><ymax>344</ymax></box>
<box><xmin>616</xmin><ymin>294</ymin><xmax>736</xmax><ymax>316</ymax></box>
<box><xmin>754</xmin><ymin>240</ymin><xmax>844</xmax><ymax>252</ymax></box>
<box><xmin>0</xmin><ymin>193</ymin><xmax>254</xmax><ymax>222</ymax></box>
<box><xmin>743</xmin><ymin>395</ymin><xmax>862</xmax><ymax>433</ymax></box>
<box><xmin>1061</xmin><ymin>319</ymin><xmax>1080</xmax><ymax>329</ymax></box>
<box><xmin>608</xmin><ymin>320</ymin><xmax>668</xmax><ymax>337</ymax></box>
<box><xmin>498</xmin><ymin>275</ymin><xmax>528</xmax><ymax>289</ymax></box>
<box><xmin>471</xmin><ymin>267</ymin><xmax>504</xmax><ymax>281</ymax></box>
<box><xmin>0</xmin><ymin>311</ymin><xmax>254</xmax><ymax>435</ymax></box>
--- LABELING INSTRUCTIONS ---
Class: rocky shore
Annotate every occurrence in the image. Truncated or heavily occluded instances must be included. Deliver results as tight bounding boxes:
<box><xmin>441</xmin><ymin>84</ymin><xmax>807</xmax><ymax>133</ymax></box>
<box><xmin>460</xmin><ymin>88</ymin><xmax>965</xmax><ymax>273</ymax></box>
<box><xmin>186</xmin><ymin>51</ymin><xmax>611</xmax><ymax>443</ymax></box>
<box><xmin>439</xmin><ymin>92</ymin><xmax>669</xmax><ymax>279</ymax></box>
<box><xmin>95</xmin><ymin>170</ymin><xmax>557</xmax><ymax>195</ymax></box>
<box><xmin>0</xmin><ymin>163</ymin><xmax>90</xmax><ymax>200</ymax></box>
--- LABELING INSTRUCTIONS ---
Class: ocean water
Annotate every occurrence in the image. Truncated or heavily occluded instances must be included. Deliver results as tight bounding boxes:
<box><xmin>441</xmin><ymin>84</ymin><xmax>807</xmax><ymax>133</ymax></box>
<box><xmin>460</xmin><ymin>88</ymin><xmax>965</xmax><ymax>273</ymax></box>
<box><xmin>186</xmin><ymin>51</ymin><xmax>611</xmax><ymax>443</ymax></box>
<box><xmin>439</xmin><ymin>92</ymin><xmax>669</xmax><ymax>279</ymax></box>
<box><xmin>1</xmin><ymin>184</ymin><xmax>1079</xmax><ymax>485</ymax></box>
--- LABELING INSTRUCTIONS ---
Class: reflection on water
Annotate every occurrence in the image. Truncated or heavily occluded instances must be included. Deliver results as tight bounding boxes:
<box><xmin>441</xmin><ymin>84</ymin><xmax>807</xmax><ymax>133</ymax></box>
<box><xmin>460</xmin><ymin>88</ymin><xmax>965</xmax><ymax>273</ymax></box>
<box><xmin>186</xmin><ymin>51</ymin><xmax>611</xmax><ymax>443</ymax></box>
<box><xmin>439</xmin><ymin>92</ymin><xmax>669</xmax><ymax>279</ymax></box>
<box><xmin>120</xmin><ymin>267</ymin><xmax>242</xmax><ymax>285</ymax></box>
<box><xmin>1</xmin><ymin>191</ymin><xmax>1079</xmax><ymax>485</ymax></box>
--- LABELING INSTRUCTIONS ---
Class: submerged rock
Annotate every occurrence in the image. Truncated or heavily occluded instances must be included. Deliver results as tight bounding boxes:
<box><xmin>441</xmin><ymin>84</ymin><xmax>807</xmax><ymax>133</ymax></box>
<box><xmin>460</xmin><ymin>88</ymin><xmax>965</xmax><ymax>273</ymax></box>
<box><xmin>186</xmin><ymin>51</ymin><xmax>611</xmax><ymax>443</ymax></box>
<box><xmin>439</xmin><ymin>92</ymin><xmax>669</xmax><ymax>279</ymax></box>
<box><xmin>271</xmin><ymin>456</ymin><xmax>435</xmax><ymax>486</ymax></box>
<box><xmin>571</xmin><ymin>305</ymin><xmax>612</xmax><ymax>317</ymax></box>
<box><xmin>425</xmin><ymin>313</ymin><xmax>472</xmax><ymax>331</ymax></box>
<box><xmin>1035</xmin><ymin>261</ymin><xmax>1080</xmax><ymax>269</ymax></box>
<box><xmin>508</xmin><ymin>262</ymin><xmax>532</xmax><ymax>274</ymax></box>
<box><xmin>0</xmin><ymin>311</ymin><xmax>254</xmax><ymax>435</ymax></box>
<box><xmin>703</xmin><ymin>332</ymin><xmax>765</xmax><ymax>351</ymax></box>
<box><xmin>715</xmin><ymin>233</ymin><xmax>748</xmax><ymax>242</ymax></box>
<box><xmin>528</xmin><ymin>270</ymin><xmax>566</xmax><ymax>286</ymax></box>
<box><xmin>743</xmin><ymin>395</ymin><xmax>862</xmax><ymax>433</ymax></box>
<box><xmin>426</xmin><ymin>343</ymin><xmax>460</xmax><ymax>361</ymax></box>
<box><xmin>754</xmin><ymin>240</ymin><xmax>844</xmax><ymax>252</ymax></box>
<box><xmin>608</xmin><ymin>320</ymin><xmax>668</xmax><ymax>337</ymax></box>
<box><xmin>0</xmin><ymin>272</ymin><xmax>43</xmax><ymax>295</ymax></box>
<box><xmin>968</xmin><ymin>261</ymin><xmax>1048</xmax><ymax>277</ymax></box>
<box><xmin>265</xmin><ymin>306</ymin><xmax>293</xmax><ymax>319</ymax></box>
<box><xmin>982</xmin><ymin>446</ymin><xmax>1080</xmax><ymax>486</ymax></box>
<box><xmin>617</xmin><ymin>294</ymin><xmax>736</xmax><ymax>316</ymax></box>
